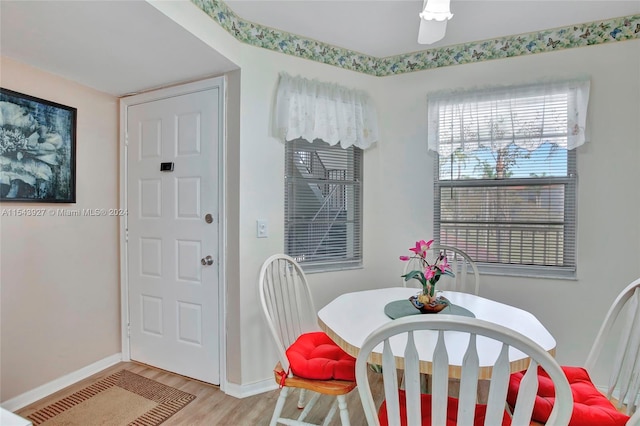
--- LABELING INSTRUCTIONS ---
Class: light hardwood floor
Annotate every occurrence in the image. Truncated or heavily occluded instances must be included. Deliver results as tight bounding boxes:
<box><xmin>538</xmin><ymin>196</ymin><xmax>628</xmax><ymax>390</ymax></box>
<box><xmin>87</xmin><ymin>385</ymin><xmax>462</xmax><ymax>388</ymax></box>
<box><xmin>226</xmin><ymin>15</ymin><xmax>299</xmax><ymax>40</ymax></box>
<box><xmin>16</xmin><ymin>362</ymin><xmax>384</xmax><ymax>425</ymax></box>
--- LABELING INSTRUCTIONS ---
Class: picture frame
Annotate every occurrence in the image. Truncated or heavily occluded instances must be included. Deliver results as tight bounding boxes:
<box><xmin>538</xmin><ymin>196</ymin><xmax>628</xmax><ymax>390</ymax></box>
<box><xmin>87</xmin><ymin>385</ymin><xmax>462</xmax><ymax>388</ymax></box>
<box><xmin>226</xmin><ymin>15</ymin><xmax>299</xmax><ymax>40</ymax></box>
<box><xmin>0</xmin><ymin>88</ymin><xmax>76</xmax><ymax>203</ymax></box>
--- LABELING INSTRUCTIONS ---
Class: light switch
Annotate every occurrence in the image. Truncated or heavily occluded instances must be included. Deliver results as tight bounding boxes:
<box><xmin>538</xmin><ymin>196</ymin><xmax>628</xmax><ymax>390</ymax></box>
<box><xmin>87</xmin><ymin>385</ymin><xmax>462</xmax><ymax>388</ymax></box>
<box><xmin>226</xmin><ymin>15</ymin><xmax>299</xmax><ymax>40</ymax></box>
<box><xmin>257</xmin><ymin>220</ymin><xmax>268</xmax><ymax>238</ymax></box>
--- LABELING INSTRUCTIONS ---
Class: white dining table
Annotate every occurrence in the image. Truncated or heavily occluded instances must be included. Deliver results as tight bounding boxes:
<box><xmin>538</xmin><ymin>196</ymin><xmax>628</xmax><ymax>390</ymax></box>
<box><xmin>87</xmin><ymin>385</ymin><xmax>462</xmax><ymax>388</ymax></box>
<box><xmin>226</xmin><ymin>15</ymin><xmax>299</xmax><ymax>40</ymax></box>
<box><xmin>317</xmin><ymin>287</ymin><xmax>556</xmax><ymax>379</ymax></box>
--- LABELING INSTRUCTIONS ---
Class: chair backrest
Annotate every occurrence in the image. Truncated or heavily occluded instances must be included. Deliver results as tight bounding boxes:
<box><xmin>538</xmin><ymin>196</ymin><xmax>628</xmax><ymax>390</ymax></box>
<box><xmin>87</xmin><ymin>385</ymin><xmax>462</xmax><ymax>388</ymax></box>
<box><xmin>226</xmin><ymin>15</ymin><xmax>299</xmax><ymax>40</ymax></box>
<box><xmin>259</xmin><ymin>254</ymin><xmax>319</xmax><ymax>371</ymax></box>
<box><xmin>584</xmin><ymin>277</ymin><xmax>640</xmax><ymax>416</ymax></box>
<box><xmin>355</xmin><ymin>315</ymin><xmax>573</xmax><ymax>426</ymax></box>
<box><xmin>628</xmin><ymin>409</ymin><xmax>640</xmax><ymax>426</ymax></box>
<box><xmin>402</xmin><ymin>244</ymin><xmax>480</xmax><ymax>295</ymax></box>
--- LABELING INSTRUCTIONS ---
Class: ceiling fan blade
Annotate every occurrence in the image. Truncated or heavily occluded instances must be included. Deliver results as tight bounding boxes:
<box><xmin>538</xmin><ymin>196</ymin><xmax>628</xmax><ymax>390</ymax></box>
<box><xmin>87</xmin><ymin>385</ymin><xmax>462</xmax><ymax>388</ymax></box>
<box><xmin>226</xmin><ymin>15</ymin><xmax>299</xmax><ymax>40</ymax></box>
<box><xmin>418</xmin><ymin>18</ymin><xmax>448</xmax><ymax>44</ymax></box>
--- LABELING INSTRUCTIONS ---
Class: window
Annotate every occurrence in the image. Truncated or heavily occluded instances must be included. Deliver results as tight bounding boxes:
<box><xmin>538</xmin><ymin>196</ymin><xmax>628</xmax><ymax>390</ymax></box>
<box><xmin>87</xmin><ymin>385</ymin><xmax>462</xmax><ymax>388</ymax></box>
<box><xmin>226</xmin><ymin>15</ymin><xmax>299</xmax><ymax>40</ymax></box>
<box><xmin>429</xmin><ymin>80</ymin><xmax>590</xmax><ymax>278</ymax></box>
<box><xmin>275</xmin><ymin>73</ymin><xmax>376</xmax><ymax>272</ymax></box>
<box><xmin>285</xmin><ymin>139</ymin><xmax>362</xmax><ymax>271</ymax></box>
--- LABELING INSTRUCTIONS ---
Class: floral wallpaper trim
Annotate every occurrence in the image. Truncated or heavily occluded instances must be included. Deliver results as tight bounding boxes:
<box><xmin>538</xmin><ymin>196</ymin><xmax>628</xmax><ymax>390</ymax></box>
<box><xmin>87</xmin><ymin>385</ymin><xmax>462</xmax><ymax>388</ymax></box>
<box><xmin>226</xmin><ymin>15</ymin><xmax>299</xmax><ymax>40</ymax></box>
<box><xmin>191</xmin><ymin>0</ymin><xmax>640</xmax><ymax>77</ymax></box>
<box><xmin>380</xmin><ymin>15</ymin><xmax>640</xmax><ymax>76</ymax></box>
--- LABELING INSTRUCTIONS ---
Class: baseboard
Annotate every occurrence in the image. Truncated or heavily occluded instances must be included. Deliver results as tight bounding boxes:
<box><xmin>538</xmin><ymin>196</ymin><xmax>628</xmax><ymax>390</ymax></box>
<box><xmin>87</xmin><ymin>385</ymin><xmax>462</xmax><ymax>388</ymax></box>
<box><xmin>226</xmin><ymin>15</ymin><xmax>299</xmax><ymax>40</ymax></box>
<box><xmin>224</xmin><ymin>377</ymin><xmax>278</xmax><ymax>399</ymax></box>
<box><xmin>0</xmin><ymin>353</ymin><xmax>122</xmax><ymax>412</ymax></box>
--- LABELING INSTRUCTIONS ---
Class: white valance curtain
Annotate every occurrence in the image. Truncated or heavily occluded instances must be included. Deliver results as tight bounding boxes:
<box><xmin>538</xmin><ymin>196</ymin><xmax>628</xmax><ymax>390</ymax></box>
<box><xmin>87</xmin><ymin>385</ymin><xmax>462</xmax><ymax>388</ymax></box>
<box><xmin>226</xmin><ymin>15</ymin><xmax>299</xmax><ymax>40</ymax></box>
<box><xmin>274</xmin><ymin>72</ymin><xmax>379</xmax><ymax>150</ymax></box>
<box><xmin>427</xmin><ymin>78</ymin><xmax>591</xmax><ymax>157</ymax></box>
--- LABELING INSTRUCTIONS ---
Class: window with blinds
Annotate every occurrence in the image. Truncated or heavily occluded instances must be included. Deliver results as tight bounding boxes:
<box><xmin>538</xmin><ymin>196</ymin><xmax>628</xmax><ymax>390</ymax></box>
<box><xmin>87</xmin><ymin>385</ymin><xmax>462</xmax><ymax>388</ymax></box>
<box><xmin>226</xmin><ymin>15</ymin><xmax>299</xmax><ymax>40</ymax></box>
<box><xmin>285</xmin><ymin>139</ymin><xmax>362</xmax><ymax>270</ymax></box>
<box><xmin>431</xmin><ymin>82</ymin><xmax>583</xmax><ymax>278</ymax></box>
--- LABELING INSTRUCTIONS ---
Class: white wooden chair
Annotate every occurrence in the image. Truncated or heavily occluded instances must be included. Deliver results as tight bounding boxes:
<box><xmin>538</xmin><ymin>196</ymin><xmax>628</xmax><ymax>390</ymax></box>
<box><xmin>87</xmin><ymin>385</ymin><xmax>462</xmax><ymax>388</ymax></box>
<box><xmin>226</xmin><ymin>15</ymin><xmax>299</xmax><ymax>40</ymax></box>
<box><xmin>510</xmin><ymin>277</ymin><xmax>640</xmax><ymax>425</ymax></box>
<box><xmin>586</xmin><ymin>277</ymin><xmax>640</xmax><ymax>418</ymax></box>
<box><xmin>259</xmin><ymin>254</ymin><xmax>356</xmax><ymax>426</ymax></box>
<box><xmin>356</xmin><ymin>315</ymin><xmax>573</xmax><ymax>426</ymax></box>
<box><xmin>402</xmin><ymin>244</ymin><xmax>480</xmax><ymax>295</ymax></box>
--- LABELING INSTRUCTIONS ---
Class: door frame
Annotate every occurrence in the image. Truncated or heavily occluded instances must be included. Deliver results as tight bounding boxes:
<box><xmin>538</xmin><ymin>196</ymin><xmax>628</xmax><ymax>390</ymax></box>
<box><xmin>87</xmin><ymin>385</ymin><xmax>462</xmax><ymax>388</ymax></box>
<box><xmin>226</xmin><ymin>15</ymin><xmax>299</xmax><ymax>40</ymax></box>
<box><xmin>119</xmin><ymin>76</ymin><xmax>227</xmax><ymax>391</ymax></box>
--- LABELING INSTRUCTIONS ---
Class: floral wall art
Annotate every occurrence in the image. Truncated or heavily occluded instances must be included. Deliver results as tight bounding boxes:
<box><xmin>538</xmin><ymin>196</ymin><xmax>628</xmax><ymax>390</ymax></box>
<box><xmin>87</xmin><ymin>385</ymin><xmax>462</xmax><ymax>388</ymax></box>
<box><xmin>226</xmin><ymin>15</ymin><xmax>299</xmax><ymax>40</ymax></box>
<box><xmin>0</xmin><ymin>88</ymin><xmax>76</xmax><ymax>202</ymax></box>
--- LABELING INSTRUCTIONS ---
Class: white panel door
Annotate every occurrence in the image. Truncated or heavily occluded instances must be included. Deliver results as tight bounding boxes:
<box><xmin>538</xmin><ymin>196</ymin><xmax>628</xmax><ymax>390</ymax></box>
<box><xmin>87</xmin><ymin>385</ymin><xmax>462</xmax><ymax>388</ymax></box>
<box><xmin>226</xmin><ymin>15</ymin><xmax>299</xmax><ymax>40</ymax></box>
<box><xmin>127</xmin><ymin>87</ymin><xmax>220</xmax><ymax>384</ymax></box>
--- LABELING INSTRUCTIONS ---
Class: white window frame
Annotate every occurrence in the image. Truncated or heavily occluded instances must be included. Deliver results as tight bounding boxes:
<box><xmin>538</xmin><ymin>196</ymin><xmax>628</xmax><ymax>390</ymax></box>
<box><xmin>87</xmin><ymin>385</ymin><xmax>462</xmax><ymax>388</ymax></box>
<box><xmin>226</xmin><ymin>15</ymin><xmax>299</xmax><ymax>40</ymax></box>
<box><xmin>429</xmin><ymin>80</ymin><xmax>589</xmax><ymax>279</ymax></box>
<box><xmin>434</xmin><ymin>155</ymin><xmax>577</xmax><ymax>279</ymax></box>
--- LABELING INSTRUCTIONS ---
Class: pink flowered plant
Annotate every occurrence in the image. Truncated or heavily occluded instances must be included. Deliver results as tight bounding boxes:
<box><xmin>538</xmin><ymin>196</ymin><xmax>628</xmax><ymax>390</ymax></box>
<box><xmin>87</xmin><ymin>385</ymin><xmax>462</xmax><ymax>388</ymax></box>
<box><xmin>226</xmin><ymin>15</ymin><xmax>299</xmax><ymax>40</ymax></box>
<box><xmin>400</xmin><ymin>239</ymin><xmax>454</xmax><ymax>297</ymax></box>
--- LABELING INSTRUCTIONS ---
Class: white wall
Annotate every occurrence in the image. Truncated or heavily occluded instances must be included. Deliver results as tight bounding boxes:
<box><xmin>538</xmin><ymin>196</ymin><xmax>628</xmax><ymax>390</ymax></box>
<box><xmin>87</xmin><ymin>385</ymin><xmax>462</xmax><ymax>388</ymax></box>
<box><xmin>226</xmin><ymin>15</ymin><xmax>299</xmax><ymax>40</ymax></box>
<box><xmin>0</xmin><ymin>57</ymin><xmax>120</xmax><ymax>401</ymax></box>
<box><xmin>232</xmin><ymin>44</ymin><xmax>384</xmax><ymax>384</ymax></box>
<box><xmin>229</xmin><ymin>39</ymin><xmax>640</xmax><ymax>387</ymax></box>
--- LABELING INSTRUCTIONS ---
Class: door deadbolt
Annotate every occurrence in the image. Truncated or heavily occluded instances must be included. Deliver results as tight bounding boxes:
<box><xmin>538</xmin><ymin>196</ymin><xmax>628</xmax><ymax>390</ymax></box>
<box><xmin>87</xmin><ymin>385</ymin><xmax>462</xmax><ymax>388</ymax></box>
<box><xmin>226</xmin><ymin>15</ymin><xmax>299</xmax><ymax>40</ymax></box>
<box><xmin>201</xmin><ymin>255</ymin><xmax>214</xmax><ymax>266</ymax></box>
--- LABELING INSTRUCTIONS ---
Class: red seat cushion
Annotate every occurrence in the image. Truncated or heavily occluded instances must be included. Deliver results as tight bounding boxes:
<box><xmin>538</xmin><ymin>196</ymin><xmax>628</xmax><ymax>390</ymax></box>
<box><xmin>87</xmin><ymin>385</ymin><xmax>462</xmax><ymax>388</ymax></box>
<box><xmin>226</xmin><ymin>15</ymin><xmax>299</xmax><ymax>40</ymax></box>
<box><xmin>379</xmin><ymin>390</ymin><xmax>511</xmax><ymax>426</ymax></box>
<box><xmin>285</xmin><ymin>332</ymin><xmax>355</xmax><ymax>381</ymax></box>
<box><xmin>508</xmin><ymin>366</ymin><xmax>630</xmax><ymax>426</ymax></box>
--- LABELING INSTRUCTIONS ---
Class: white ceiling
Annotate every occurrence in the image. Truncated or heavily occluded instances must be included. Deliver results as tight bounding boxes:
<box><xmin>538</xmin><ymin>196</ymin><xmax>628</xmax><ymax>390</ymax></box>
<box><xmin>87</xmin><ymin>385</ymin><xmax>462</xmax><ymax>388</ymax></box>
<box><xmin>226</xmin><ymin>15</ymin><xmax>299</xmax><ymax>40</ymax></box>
<box><xmin>226</xmin><ymin>0</ymin><xmax>640</xmax><ymax>57</ymax></box>
<box><xmin>0</xmin><ymin>0</ymin><xmax>237</xmax><ymax>96</ymax></box>
<box><xmin>1</xmin><ymin>1</ymin><xmax>638</xmax><ymax>96</ymax></box>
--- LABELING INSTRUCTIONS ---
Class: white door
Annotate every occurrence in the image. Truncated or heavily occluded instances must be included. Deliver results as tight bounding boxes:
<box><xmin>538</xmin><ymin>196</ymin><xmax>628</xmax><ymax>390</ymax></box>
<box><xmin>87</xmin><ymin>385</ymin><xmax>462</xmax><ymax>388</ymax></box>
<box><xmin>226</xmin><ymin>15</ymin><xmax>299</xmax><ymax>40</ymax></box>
<box><xmin>126</xmin><ymin>84</ymin><xmax>221</xmax><ymax>384</ymax></box>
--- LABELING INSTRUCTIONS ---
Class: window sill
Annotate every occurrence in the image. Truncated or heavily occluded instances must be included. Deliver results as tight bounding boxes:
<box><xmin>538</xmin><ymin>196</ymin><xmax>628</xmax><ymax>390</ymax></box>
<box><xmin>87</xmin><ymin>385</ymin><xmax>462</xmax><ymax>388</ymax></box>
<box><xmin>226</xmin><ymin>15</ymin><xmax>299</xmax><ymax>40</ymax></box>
<box><xmin>301</xmin><ymin>262</ymin><xmax>363</xmax><ymax>274</ymax></box>
<box><xmin>477</xmin><ymin>263</ymin><xmax>577</xmax><ymax>281</ymax></box>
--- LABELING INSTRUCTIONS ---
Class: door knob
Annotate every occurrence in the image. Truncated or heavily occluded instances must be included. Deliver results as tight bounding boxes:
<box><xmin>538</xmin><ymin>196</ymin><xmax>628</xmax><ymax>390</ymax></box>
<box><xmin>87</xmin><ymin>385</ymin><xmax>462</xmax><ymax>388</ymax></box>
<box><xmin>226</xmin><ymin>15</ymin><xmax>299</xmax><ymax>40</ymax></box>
<box><xmin>201</xmin><ymin>255</ymin><xmax>214</xmax><ymax>266</ymax></box>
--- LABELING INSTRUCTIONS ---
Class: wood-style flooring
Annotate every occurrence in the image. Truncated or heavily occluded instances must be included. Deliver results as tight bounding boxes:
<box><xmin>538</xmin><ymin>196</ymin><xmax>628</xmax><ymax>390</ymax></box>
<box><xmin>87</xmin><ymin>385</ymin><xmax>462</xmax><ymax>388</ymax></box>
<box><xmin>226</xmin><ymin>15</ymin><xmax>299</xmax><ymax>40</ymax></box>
<box><xmin>16</xmin><ymin>362</ymin><xmax>384</xmax><ymax>425</ymax></box>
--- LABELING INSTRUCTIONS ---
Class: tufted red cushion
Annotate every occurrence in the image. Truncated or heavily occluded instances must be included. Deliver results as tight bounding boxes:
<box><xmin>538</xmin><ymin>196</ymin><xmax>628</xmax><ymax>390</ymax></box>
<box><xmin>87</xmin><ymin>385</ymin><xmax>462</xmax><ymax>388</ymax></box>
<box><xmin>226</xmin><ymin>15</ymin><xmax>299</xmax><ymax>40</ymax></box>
<box><xmin>508</xmin><ymin>366</ymin><xmax>630</xmax><ymax>426</ymax></box>
<box><xmin>285</xmin><ymin>332</ymin><xmax>355</xmax><ymax>381</ymax></box>
<box><xmin>378</xmin><ymin>390</ymin><xmax>511</xmax><ymax>426</ymax></box>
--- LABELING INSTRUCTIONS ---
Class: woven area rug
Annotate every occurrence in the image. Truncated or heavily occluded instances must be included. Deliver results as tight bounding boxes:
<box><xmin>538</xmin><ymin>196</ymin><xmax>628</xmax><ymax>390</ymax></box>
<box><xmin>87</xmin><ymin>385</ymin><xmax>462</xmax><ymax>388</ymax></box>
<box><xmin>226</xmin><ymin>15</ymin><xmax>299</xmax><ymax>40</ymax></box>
<box><xmin>26</xmin><ymin>370</ymin><xmax>196</xmax><ymax>426</ymax></box>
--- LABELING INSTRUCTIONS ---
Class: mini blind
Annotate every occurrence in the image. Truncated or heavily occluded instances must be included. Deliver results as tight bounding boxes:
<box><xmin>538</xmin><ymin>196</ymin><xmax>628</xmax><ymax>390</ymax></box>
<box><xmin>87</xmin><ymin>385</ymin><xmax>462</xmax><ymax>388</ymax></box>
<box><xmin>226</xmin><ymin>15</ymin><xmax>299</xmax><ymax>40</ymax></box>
<box><xmin>285</xmin><ymin>138</ymin><xmax>362</xmax><ymax>269</ymax></box>
<box><xmin>429</xmin><ymin>80</ymin><xmax>589</xmax><ymax>277</ymax></box>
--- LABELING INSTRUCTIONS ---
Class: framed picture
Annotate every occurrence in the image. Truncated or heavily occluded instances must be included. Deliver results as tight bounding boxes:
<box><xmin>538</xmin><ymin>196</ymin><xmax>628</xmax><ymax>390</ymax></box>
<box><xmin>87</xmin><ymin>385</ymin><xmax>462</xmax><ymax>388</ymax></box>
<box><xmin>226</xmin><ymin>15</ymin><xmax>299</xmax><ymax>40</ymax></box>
<box><xmin>0</xmin><ymin>88</ymin><xmax>76</xmax><ymax>203</ymax></box>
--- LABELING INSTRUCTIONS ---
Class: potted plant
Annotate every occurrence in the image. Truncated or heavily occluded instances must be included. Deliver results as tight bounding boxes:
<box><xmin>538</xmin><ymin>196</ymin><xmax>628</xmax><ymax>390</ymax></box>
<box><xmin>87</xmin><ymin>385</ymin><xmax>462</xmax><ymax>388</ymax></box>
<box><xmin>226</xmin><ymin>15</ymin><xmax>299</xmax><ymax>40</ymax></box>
<box><xmin>400</xmin><ymin>239</ymin><xmax>454</xmax><ymax>313</ymax></box>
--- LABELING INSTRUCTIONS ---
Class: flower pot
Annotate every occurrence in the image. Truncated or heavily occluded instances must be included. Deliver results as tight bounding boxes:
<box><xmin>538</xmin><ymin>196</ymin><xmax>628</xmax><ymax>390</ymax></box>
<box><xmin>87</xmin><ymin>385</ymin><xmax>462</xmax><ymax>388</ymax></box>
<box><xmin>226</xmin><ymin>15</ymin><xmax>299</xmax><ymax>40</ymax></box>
<box><xmin>408</xmin><ymin>294</ymin><xmax>449</xmax><ymax>314</ymax></box>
